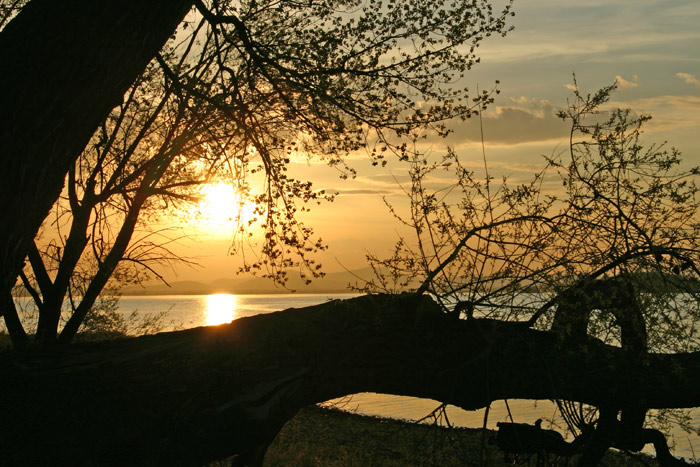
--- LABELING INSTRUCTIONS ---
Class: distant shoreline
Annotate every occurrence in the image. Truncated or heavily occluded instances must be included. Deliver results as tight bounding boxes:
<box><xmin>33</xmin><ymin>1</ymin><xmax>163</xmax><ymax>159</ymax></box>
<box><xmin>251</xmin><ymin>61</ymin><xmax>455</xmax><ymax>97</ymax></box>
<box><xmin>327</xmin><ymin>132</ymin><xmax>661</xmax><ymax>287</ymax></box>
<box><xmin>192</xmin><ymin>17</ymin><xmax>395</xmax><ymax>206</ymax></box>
<box><xmin>120</xmin><ymin>291</ymin><xmax>361</xmax><ymax>296</ymax></box>
<box><xmin>119</xmin><ymin>267</ymin><xmax>377</xmax><ymax>296</ymax></box>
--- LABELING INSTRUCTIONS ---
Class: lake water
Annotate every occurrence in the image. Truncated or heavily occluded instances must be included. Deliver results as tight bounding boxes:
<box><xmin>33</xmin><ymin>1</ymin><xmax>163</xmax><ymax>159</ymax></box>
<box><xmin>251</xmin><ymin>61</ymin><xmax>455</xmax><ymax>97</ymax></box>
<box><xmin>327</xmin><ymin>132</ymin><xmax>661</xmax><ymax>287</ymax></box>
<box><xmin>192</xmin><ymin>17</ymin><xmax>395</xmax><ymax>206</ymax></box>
<box><xmin>10</xmin><ymin>293</ymin><xmax>700</xmax><ymax>459</ymax></box>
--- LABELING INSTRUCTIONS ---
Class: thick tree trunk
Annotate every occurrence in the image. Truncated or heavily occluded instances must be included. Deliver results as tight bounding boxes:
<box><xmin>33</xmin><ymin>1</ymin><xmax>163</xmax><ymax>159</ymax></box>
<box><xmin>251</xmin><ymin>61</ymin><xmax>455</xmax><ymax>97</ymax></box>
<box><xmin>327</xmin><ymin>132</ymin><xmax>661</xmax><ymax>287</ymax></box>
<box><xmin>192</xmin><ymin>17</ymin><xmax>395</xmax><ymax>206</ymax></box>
<box><xmin>0</xmin><ymin>0</ymin><xmax>192</xmax><ymax>305</ymax></box>
<box><xmin>1</xmin><ymin>294</ymin><xmax>698</xmax><ymax>466</ymax></box>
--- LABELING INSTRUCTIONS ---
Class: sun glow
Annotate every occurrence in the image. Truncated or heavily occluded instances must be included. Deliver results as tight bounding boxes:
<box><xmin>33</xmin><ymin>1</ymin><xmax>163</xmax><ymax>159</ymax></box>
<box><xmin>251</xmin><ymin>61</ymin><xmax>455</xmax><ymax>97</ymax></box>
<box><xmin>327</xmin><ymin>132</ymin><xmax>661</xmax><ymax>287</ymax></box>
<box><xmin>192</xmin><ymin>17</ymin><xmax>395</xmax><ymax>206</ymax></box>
<box><xmin>205</xmin><ymin>294</ymin><xmax>237</xmax><ymax>326</ymax></box>
<box><xmin>195</xmin><ymin>182</ymin><xmax>255</xmax><ymax>236</ymax></box>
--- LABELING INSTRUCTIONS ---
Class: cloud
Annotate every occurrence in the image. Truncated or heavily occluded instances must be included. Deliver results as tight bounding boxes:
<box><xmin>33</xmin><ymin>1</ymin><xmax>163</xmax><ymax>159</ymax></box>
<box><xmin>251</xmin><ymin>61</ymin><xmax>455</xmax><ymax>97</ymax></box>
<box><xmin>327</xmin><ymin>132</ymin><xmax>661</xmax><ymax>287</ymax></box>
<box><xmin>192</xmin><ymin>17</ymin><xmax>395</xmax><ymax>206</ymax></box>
<box><xmin>445</xmin><ymin>97</ymin><xmax>569</xmax><ymax>146</ymax></box>
<box><xmin>615</xmin><ymin>75</ymin><xmax>639</xmax><ymax>90</ymax></box>
<box><xmin>565</xmin><ymin>83</ymin><xmax>578</xmax><ymax>91</ymax></box>
<box><xmin>333</xmin><ymin>188</ymin><xmax>394</xmax><ymax>196</ymax></box>
<box><xmin>677</xmin><ymin>72</ymin><xmax>700</xmax><ymax>88</ymax></box>
<box><xmin>607</xmin><ymin>94</ymin><xmax>700</xmax><ymax>132</ymax></box>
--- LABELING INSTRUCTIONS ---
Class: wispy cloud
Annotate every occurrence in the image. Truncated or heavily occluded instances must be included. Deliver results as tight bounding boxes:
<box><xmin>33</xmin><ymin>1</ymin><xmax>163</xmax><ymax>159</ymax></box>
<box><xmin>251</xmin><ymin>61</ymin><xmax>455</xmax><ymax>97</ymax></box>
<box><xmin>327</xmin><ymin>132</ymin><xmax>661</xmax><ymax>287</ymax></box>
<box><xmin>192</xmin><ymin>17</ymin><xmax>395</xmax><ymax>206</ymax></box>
<box><xmin>333</xmin><ymin>188</ymin><xmax>395</xmax><ymax>196</ymax></box>
<box><xmin>607</xmin><ymin>95</ymin><xmax>700</xmax><ymax>134</ymax></box>
<box><xmin>677</xmin><ymin>72</ymin><xmax>700</xmax><ymax>88</ymax></box>
<box><xmin>472</xmin><ymin>0</ymin><xmax>700</xmax><ymax>77</ymax></box>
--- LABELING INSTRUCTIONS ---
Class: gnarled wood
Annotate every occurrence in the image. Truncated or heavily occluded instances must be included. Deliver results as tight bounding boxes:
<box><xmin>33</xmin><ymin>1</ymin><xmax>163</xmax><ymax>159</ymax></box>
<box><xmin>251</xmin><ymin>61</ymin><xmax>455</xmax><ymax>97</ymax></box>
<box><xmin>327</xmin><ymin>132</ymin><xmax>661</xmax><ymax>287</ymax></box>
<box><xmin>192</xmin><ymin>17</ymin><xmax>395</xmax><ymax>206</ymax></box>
<box><xmin>1</xmin><ymin>294</ymin><xmax>699</xmax><ymax>465</ymax></box>
<box><xmin>551</xmin><ymin>276</ymin><xmax>653</xmax><ymax>463</ymax></box>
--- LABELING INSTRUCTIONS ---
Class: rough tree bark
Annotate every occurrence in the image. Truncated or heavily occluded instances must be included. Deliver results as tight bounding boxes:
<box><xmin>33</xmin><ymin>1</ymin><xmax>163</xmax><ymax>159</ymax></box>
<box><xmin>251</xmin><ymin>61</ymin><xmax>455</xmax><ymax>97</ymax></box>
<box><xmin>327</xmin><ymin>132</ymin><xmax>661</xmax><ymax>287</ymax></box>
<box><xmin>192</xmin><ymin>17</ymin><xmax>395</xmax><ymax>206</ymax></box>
<box><xmin>1</xmin><ymin>294</ymin><xmax>698</xmax><ymax>466</ymax></box>
<box><xmin>0</xmin><ymin>0</ymin><xmax>193</xmax><ymax>311</ymax></box>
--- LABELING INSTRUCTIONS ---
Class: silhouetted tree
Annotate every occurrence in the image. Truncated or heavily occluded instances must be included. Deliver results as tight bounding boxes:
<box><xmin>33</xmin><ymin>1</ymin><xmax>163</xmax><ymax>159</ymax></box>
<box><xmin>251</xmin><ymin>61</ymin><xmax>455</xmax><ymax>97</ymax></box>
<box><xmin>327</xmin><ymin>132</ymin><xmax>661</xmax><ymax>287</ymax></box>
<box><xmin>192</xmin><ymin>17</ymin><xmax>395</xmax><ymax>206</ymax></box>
<box><xmin>7</xmin><ymin>2</ymin><xmax>699</xmax><ymax>466</ymax></box>
<box><xmin>364</xmin><ymin>83</ymin><xmax>700</xmax><ymax>464</ymax></box>
<box><xmin>8</xmin><ymin>57</ymin><xmax>223</xmax><ymax>346</ymax></box>
<box><xmin>0</xmin><ymin>0</ymin><xmax>513</xmax><ymax>338</ymax></box>
<box><xmin>0</xmin><ymin>0</ymin><xmax>194</xmax><ymax>310</ymax></box>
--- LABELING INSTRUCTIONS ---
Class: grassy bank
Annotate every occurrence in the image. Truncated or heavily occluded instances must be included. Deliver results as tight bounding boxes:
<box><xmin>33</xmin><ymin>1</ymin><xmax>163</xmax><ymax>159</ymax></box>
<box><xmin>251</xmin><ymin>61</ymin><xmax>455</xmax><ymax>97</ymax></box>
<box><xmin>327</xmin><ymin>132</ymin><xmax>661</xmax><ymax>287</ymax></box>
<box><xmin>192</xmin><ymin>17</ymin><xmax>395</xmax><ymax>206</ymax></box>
<box><xmin>264</xmin><ymin>406</ymin><xmax>658</xmax><ymax>466</ymax></box>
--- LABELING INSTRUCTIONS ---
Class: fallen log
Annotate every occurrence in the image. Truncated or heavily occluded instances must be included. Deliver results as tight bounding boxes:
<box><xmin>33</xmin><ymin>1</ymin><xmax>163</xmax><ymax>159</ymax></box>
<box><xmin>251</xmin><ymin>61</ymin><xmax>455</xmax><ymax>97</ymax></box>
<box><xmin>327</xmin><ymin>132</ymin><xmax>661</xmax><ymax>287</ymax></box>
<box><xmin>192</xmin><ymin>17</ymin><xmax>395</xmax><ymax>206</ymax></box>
<box><xmin>1</xmin><ymin>293</ymin><xmax>699</xmax><ymax>465</ymax></box>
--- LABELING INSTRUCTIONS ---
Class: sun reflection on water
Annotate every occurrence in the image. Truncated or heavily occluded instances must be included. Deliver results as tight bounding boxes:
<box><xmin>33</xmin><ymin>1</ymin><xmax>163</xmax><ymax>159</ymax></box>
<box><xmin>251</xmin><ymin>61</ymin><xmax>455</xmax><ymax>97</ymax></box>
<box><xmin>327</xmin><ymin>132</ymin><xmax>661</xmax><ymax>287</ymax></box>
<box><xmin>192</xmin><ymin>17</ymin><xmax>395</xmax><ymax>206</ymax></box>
<box><xmin>205</xmin><ymin>294</ymin><xmax>237</xmax><ymax>326</ymax></box>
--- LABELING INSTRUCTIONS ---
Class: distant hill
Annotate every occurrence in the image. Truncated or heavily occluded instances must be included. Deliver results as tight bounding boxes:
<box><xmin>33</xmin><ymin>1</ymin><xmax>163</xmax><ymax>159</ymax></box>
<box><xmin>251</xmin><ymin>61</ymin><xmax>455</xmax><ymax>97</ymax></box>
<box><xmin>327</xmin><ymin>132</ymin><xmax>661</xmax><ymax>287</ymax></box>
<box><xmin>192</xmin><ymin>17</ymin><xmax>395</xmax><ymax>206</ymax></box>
<box><xmin>122</xmin><ymin>268</ymin><xmax>377</xmax><ymax>295</ymax></box>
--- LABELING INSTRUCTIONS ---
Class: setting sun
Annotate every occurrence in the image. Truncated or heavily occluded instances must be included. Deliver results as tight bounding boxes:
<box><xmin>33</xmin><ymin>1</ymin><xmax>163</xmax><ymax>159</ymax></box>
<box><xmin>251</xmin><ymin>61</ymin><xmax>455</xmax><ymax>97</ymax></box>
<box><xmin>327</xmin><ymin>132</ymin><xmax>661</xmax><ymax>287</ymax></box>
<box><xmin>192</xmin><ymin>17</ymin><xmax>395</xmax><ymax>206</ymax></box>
<box><xmin>195</xmin><ymin>182</ymin><xmax>255</xmax><ymax>237</ymax></box>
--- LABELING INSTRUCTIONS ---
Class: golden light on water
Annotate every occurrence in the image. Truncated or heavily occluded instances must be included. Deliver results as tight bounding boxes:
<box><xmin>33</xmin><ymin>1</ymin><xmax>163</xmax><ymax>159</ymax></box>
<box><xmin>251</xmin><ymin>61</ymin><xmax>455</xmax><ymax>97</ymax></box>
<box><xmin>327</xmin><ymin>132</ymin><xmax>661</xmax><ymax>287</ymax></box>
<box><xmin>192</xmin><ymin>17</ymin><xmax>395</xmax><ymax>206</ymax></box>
<box><xmin>205</xmin><ymin>294</ymin><xmax>237</xmax><ymax>326</ymax></box>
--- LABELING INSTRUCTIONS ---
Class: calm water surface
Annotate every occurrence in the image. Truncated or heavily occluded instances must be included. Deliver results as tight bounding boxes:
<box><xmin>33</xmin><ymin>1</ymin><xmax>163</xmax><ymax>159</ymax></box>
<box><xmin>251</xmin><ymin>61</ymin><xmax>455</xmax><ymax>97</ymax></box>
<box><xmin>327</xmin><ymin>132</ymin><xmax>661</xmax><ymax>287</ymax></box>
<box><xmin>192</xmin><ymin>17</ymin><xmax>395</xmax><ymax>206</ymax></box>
<box><xmin>116</xmin><ymin>293</ymin><xmax>354</xmax><ymax>329</ymax></box>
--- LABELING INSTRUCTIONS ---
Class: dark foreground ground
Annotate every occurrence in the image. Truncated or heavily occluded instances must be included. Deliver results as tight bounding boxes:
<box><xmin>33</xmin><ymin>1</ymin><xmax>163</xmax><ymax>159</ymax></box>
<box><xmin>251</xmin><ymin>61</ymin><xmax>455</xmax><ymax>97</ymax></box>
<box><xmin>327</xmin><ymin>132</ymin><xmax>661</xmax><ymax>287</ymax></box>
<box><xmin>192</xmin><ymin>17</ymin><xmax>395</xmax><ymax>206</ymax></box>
<box><xmin>260</xmin><ymin>405</ymin><xmax>660</xmax><ymax>466</ymax></box>
<box><xmin>0</xmin><ymin>332</ymin><xmax>670</xmax><ymax>465</ymax></box>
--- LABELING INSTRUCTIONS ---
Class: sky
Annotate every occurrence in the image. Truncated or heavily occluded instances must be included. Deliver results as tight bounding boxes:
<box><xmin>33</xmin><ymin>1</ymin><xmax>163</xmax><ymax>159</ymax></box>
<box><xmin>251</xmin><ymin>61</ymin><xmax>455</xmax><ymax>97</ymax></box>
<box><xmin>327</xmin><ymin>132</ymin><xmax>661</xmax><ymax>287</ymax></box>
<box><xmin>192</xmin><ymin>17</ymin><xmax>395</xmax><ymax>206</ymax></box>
<box><xmin>163</xmin><ymin>0</ymin><xmax>700</xmax><ymax>286</ymax></box>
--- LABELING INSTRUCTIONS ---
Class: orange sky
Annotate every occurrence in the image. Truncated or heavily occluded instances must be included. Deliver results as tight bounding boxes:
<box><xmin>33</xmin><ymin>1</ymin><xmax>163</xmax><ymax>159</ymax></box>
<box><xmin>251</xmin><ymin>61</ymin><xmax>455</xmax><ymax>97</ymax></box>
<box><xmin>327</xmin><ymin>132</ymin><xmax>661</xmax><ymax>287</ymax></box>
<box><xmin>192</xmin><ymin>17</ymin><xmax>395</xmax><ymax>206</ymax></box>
<box><xmin>159</xmin><ymin>0</ymin><xmax>700</xmax><ymax>286</ymax></box>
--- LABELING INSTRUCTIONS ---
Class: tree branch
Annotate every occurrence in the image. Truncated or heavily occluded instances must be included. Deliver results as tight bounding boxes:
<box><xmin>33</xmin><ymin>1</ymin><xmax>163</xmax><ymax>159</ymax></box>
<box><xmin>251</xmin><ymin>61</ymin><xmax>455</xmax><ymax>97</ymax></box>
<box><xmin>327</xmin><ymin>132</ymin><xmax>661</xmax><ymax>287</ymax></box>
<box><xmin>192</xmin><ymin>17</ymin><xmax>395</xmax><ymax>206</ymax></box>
<box><xmin>1</xmin><ymin>294</ymin><xmax>697</xmax><ymax>465</ymax></box>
